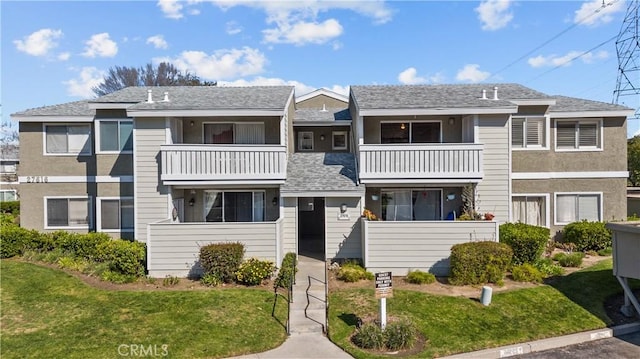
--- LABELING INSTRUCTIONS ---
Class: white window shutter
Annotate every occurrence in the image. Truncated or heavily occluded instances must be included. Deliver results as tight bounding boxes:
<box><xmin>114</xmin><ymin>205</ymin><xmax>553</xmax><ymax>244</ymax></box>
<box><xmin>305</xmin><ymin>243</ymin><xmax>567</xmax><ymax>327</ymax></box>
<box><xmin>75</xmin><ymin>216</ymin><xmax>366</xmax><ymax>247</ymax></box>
<box><xmin>512</xmin><ymin>119</ymin><xmax>524</xmax><ymax>147</ymax></box>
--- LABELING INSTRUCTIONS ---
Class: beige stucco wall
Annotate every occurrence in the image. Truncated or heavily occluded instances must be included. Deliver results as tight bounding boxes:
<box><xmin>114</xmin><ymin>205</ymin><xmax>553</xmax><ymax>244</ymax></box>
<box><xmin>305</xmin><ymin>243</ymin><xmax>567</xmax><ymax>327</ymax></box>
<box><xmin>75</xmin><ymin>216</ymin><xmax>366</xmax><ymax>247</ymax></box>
<box><xmin>363</xmin><ymin>115</ymin><xmax>463</xmax><ymax>144</ymax></box>
<box><xmin>181</xmin><ymin>116</ymin><xmax>281</xmax><ymax>144</ymax></box>
<box><xmin>297</xmin><ymin>94</ymin><xmax>347</xmax><ymax>109</ymax></box>
<box><xmin>293</xmin><ymin>126</ymin><xmax>351</xmax><ymax>152</ymax></box>
<box><xmin>512</xmin><ymin>177</ymin><xmax>627</xmax><ymax>236</ymax></box>
<box><xmin>512</xmin><ymin>117</ymin><xmax>627</xmax><ymax>172</ymax></box>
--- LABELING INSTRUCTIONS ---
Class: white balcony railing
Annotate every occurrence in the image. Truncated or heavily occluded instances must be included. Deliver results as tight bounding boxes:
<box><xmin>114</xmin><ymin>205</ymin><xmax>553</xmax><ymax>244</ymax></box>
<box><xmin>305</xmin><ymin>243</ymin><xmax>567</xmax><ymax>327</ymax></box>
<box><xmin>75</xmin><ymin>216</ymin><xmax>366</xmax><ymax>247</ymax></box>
<box><xmin>359</xmin><ymin>143</ymin><xmax>483</xmax><ymax>182</ymax></box>
<box><xmin>160</xmin><ymin>144</ymin><xmax>287</xmax><ymax>182</ymax></box>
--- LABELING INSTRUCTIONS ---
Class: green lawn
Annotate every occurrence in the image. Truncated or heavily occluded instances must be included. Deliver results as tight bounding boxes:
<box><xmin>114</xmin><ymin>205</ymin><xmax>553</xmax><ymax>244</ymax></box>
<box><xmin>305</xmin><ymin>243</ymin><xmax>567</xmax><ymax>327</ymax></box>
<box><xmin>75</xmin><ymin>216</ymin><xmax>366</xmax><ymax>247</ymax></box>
<box><xmin>0</xmin><ymin>260</ymin><xmax>288</xmax><ymax>358</ymax></box>
<box><xmin>329</xmin><ymin>259</ymin><xmax>636</xmax><ymax>358</ymax></box>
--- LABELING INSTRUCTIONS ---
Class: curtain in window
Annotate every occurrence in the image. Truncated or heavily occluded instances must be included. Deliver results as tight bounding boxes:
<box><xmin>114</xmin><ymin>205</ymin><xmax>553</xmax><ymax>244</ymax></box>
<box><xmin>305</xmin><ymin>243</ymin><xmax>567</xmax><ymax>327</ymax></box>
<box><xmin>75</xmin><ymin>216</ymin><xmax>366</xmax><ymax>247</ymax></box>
<box><xmin>413</xmin><ymin>190</ymin><xmax>441</xmax><ymax>220</ymax></box>
<box><xmin>253</xmin><ymin>192</ymin><xmax>264</xmax><ymax>221</ymax></box>
<box><xmin>101</xmin><ymin>200</ymin><xmax>120</xmax><ymax>229</ymax></box>
<box><xmin>556</xmin><ymin>195</ymin><xmax>577</xmax><ymax>223</ymax></box>
<box><xmin>204</xmin><ymin>191</ymin><xmax>223</xmax><ymax>222</ymax></box>
<box><xmin>46</xmin><ymin>126</ymin><xmax>68</xmax><ymax>153</ymax></box>
<box><xmin>382</xmin><ymin>190</ymin><xmax>412</xmax><ymax>221</ymax></box>
<box><xmin>578</xmin><ymin>195</ymin><xmax>599</xmax><ymax>221</ymax></box>
<box><xmin>526</xmin><ymin>198</ymin><xmax>543</xmax><ymax>226</ymax></box>
<box><xmin>235</xmin><ymin>123</ymin><xmax>265</xmax><ymax>144</ymax></box>
<box><xmin>205</xmin><ymin>124</ymin><xmax>233</xmax><ymax>144</ymax></box>
<box><xmin>120</xmin><ymin>122</ymin><xmax>133</xmax><ymax>151</ymax></box>
<box><xmin>47</xmin><ymin>198</ymin><xmax>68</xmax><ymax>226</ymax></box>
<box><xmin>69</xmin><ymin>198</ymin><xmax>88</xmax><ymax>225</ymax></box>
<box><xmin>68</xmin><ymin>126</ymin><xmax>91</xmax><ymax>154</ymax></box>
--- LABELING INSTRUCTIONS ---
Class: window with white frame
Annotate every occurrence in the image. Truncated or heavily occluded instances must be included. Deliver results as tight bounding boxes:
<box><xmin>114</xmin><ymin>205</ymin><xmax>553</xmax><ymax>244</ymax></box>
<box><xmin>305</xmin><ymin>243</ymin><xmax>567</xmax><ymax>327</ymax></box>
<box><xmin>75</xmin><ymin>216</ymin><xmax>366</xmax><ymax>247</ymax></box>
<box><xmin>555</xmin><ymin>193</ymin><xmax>601</xmax><ymax>224</ymax></box>
<box><xmin>555</xmin><ymin>120</ymin><xmax>601</xmax><ymax>150</ymax></box>
<box><xmin>512</xmin><ymin>195</ymin><xmax>547</xmax><ymax>227</ymax></box>
<box><xmin>45</xmin><ymin>125</ymin><xmax>91</xmax><ymax>155</ymax></box>
<box><xmin>0</xmin><ymin>190</ymin><xmax>17</xmax><ymax>202</ymax></box>
<box><xmin>98</xmin><ymin>198</ymin><xmax>134</xmax><ymax>231</ymax></box>
<box><xmin>46</xmin><ymin>197</ymin><xmax>90</xmax><ymax>228</ymax></box>
<box><xmin>381</xmin><ymin>122</ymin><xmax>441</xmax><ymax>144</ymax></box>
<box><xmin>332</xmin><ymin>131</ymin><xmax>347</xmax><ymax>150</ymax></box>
<box><xmin>203</xmin><ymin>190</ymin><xmax>265</xmax><ymax>222</ymax></box>
<box><xmin>98</xmin><ymin>120</ymin><xmax>133</xmax><ymax>152</ymax></box>
<box><xmin>512</xmin><ymin>117</ymin><xmax>545</xmax><ymax>148</ymax></box>
<box><xmin>381</xmin><ymin>189</ymin><xmax>442</xmax><ymax>221</ymax></box>
<box><xmin>203</xmin><ymin>123</ymin><xmax>265</xmax><ymax>144</ymax></box>
<box><xmin>298</xmin><ymin>131</ymin><xmax>314</xmax><ymax>151</ymax></box>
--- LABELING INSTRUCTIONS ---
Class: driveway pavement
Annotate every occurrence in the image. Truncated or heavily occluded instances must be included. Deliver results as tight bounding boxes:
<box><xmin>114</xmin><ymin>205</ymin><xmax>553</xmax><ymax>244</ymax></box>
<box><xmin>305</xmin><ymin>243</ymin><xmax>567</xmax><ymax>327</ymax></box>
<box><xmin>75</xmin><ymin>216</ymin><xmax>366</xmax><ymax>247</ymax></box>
<box><xmin>516</xmin><ymin>331</ymin><xmax>640</xmax><ymax>359</ymax></box>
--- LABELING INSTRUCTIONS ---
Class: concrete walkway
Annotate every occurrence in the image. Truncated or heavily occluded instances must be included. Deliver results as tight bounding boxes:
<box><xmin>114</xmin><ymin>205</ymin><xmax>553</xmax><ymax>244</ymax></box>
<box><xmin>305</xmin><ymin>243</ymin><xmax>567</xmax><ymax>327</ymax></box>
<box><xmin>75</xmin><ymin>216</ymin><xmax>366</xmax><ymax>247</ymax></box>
<box><xmin>229</xmin><ymin>255</ymin><xmax>352</xmax><ymax>359</ymax></box>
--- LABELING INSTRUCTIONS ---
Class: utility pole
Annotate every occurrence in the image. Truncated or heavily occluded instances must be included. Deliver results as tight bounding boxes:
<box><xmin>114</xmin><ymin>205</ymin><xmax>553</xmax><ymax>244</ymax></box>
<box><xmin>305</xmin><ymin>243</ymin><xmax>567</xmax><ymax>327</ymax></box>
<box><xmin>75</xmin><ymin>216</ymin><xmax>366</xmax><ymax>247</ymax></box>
<box><xmin>613</xmin><ymin>0</ymin><xmax>640</xmax><ymax>119</ymax></box>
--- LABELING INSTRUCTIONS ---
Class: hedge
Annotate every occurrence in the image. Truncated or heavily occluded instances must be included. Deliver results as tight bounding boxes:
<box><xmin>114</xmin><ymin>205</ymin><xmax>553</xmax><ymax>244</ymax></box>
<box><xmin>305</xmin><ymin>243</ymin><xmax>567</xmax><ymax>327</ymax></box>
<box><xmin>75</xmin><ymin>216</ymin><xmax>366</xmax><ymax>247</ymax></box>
<box><xmin>562</xmin><ymin>221</ymin><xmax>611</xmax><ymax>252</ymax></box>
<box><xmin>0</xmin><ymin>201</ymin><xmax>19</xmax><ymax>215</ymax></box>
<box><xmin>500</xmin><ymin>222</ymin><xmax>550</xmax><ymax>265</ymax></box>
<box><xmin>450</xmin><ymin>241</ymin><xmax>513</xmax><ymax>285</ymax></box>
<box><xmin>199</xmin><ymin>242</ymin><xmax>245</xmax><ymax>282</ymax></box>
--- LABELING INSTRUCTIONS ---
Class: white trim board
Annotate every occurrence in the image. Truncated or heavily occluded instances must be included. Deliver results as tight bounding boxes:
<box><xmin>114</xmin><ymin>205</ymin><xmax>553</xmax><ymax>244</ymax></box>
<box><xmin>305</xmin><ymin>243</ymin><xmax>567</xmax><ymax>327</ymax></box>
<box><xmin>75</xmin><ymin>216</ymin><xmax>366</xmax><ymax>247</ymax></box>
<box><xmin>15</xmin><ymin>116</ymin><xmax>94</xmax><ymax>123</ymax></box>
<box><xmin>280</xmin><ymin>191</ymin><xmax>365</xmax><ymax>198</ymax></box>
<box><xmin>296</xmin><ymin>88</ymin><xmax>348</xmax><ymax>103</ymax></box>
<box><xmin>359</xmin><ymin>107</ymin><xmax>517</xmax><ymax>116</ymax></box>
<box><xmin>127</xmin><ymin>109</ymin><xmax>284</xmax><ymax>117</ymax></box>
<box><xmin>512</xmin><ymin>171</ymin><xmax>628</xmax><ymax>180</ymax></box>
<box><xmin>20</xmin><ymin>176</ymin><xmax>134</xmax><ymax>183</ymax></box>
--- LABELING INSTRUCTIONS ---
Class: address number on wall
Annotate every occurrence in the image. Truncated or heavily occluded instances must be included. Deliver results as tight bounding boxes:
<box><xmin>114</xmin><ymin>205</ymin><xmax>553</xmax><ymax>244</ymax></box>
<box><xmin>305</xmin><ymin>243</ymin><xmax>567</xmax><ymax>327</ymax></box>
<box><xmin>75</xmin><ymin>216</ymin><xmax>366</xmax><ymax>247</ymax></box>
<box><xmin>26</xmin><ymin>176</ymin><xmax>49</xmax><ymax>183</ymax></box>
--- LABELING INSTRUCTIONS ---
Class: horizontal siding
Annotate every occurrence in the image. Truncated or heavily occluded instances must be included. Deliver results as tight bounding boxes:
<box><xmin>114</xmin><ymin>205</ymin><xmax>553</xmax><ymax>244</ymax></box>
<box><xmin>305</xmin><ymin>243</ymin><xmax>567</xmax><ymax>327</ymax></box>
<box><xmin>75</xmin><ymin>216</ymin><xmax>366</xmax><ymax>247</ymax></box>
<box><xmin>326</xmin><ymin>197</ymin><xmax>363</xmax><ymax>259</ymax></box>
<box><xmin>476</xmin><ymin>116</ymin><xmax>510</xmax><ymax>222</ymax></box>
<box><xmin>135</xmin><ymin>118</ymin><xmax>170</xmax><ymax>242</ymax></box>
<box><xmin>364</xmin><ymin>220</ymin><xmax>498</xmax><ymax>276</ymax></box>
<box><xmin>282</xmin><ymin>198</ymin><xmax>296</xmax><ymax>256</ymax></box>
<box><xmin>148</xmin><ymin>221</ymin><xmax>279</xmax><ymax>277</ymax></box>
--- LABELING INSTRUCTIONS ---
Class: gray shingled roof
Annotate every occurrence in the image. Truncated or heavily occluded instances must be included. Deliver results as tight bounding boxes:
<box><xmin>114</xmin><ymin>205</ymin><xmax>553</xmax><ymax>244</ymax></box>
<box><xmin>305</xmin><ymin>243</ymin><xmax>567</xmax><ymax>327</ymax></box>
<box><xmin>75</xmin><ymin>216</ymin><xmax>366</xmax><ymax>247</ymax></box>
<box><xmin>350</xmin><ymin>83</ymin><xmax>552</xmax><ymax>109</ymax></box>
<box><xmin>550</xmin><ymin>95</ymin><xmax>633</xmax><ymax>113</ymax></box>
<box><xmin>92</xmin><ymin>86</ymin><xmax>294</xmax><ymax>111</ymax></box>
<box><xmin>11</xmin><ymin>100</ymin><xmax>93</xmax><ymax>117</ymax></box>
<box><xmin>282</xmin><ymin>153</ymin><xmax>363</xmax><ymax>193</ymax></box>
<box><xmin>294</xmin><ymin>108</ymin><xmax>351</xmax><ymax>123</ymax></box>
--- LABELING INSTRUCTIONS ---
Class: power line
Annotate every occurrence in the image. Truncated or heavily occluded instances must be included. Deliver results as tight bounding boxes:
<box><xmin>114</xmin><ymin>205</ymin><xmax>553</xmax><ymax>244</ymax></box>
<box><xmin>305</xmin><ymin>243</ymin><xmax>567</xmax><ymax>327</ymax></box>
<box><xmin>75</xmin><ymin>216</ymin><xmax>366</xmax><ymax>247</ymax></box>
<box><xmin>486</xmin><ymin>0</ymin><xmax>620</xmax><ymax>81</ymax></box>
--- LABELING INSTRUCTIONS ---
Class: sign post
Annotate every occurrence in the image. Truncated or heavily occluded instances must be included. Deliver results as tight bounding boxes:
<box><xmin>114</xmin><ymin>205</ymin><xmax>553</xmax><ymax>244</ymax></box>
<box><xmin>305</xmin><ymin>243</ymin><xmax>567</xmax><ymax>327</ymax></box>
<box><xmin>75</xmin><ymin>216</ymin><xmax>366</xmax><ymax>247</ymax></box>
<box><xmin>375</xmin><ymin>271</ymin><xmax>393</xmax><ymax>330</ymax></box>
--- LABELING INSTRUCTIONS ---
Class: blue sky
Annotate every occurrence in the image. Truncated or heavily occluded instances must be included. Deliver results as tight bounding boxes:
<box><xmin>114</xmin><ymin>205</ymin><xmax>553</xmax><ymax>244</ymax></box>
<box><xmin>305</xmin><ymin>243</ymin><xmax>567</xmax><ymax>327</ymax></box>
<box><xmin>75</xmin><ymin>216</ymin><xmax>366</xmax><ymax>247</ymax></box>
<box><xmin>2</xmin><ymin>0</ymin><xmax>638</xmax><ymax>137</ymax></box>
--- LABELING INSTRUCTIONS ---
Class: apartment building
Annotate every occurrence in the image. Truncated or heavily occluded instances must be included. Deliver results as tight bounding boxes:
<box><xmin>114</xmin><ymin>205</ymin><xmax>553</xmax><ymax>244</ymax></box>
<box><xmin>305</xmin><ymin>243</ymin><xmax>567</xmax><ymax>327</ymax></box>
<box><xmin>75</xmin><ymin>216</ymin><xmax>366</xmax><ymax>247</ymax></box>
<box><xmin>12</xmin><ymin>84</ymin><xmax>631</xmax><ymax>276</ymax></box>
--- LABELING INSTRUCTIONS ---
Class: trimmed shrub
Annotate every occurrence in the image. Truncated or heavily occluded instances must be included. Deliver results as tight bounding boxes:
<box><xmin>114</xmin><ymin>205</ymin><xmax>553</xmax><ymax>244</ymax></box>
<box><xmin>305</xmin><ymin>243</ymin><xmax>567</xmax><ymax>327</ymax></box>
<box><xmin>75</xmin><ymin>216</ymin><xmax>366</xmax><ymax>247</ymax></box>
<box><xmin>352</xmin><ymin>323</ymin><xmax>385</xmax><ymax>350</ymax></box>
<box><xmin>562</xmin><ymin>221</ymin><xmax>611</xmax><ymax>252</ymax></box>
<box><xmin>500</xmin><ymin>223</ymin><xmax>550</xmax><ymax>265</ymax></box>
<box><xmin>553</xmin><ymin>252</ymin><xmax>585</xmax><ymax>267</ymax></box>
<box><xmin>97</xmin><ymin>240</ymin><xmax>146</xmax><ymax>276</ymax></box>
<box><xmin>449</xmin><ymin>241</ymin><xmax>513</xmax><ymax>286</ymax></box>
<box><xmin>511</xmin><ymin>263</ymin><xmax>544</xmax><ymax>283</ymax></box>
<box><xmin>405</xmin><ymin>270</ymin><xmax>436</xmax><ymax>285</ymax></box>
<box><xmin>0</xmin><ymin>201</ymin><xmax>20</xmax><ymax>215</ymax></box>
<box><xmin>533</xmin><ymin>258</ymin><xmax>564</xmax><ymax>277</ymax></box>
<box><xmin>199</xmin><ymin>242</ymin><xmax>245</xmax><ymax>283</ymax></box>
<box><xmin>0</xmin><ymin>224</ymin><xmax>30</xmax><ymax>258</ymax></box>
<box><xmin>274</xmin><ymin>252</ymin><xmax>297</xmax><ymax>289</ymax></box>
<box><xmin>384</xmin><ymin>319</ymin><xmax>418</xmax><ymax>350</ymax></box>
<box><xmin>336</xmin><ymin>262</ymin><xmax>373</xmax><ymax>282</ymax></box>
<box><xmin>236</xmin><ymin>258</ymin><xmax>275</xmax><ymax>285</ymax></box>
<box><xmin>52</xmin><ymin>231</ymin><xmax>111</xmax><ymax>260</ymax></box>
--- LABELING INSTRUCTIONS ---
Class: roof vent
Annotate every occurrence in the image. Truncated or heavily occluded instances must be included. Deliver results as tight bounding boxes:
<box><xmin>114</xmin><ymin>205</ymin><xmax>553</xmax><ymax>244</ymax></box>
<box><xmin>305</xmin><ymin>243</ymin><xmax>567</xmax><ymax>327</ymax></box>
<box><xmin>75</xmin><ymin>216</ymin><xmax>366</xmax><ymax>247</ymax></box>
<box><xmin>320</xmin><ymin>104</ymin><xmax>328</xmax><ymax>112</ymax></box>
<box><xmin>493</xmin><ymin>86</ymin><xmax>499</xmax><ymax>100</ymax></box>
<box><xmin>163</xmin><ymin>91</ymin><xmax>170</xmax><ymax>102</ymax></box>
<box><xmin>147</xmin><ymin>89</ymin><xmax>154</xmax><ymax>103</ymax></box>
<box><xmin>481</xmin><ymin>89</ymin><xmax>488</xmax><ymax>100</ymax></box>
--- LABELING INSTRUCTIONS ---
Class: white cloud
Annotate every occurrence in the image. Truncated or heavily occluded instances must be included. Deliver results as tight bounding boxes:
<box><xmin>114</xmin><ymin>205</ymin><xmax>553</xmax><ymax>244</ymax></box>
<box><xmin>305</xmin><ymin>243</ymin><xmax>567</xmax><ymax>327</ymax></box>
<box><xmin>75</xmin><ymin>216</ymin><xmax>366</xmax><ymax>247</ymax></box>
<box><xmin>574</xmin><ymin>0</ymin><xmax>625</xmax><ymax>27</ymax></box>
<box><xmin>82</xmin><ymin>33</ymin><xmax>118</xmax><ymax>58</ymax></box>
<box><xmin>146</xmin><ymin>35</ymin><xmax>169</xmax><ymax>49</ymax></box>
<box><xmin>156</xmin><ymin>47</ymin><xmax>267</xmax><ymax>80</ymax></box>
<box><xmin>263</xmin><ymin>18</ymin><xmax>343</xmax><ymax>45</ymax></box>
<box><xmin>63</xmin><ymin>67</ymin><xmax>105</xmax><ymax>98</ymax></box>
<box><xmin>57</xmin><ymin>52</ymin><xmax>71</xmax><ymax>61</ymax></box>
<box><xmin>475</xmin><ymin>0</ymin><xmax>513</xmax><ymax>31</ymax></box>
<box><xmin>456</xmin><ymin>64</ymin><xmax>491</xmax><ymax>83</ymax></box>
<box><xmin>331</xmin><ymin>41</ymin><xmax>343</xmax><ymax>51</ymax></box>
<box><xmin>429</xmin><ymin>72</ymin><xmax>446</xmax><ymax>84</ymax></box>
<box><xmin>398</xmin><ymin>67</ymin><xmax>426</xmax><ymax>85</ymax></box>
<box><xmin>226</xmin><ymin>21</ymin><xmax>242</xmax><ymax>35</ymax></box>
<box><xmin>157</xmin><ymin>0</ymin><xmax>184</xmax><ymax>19</ymax></box>
<box><xmin>14</xmin><ymin>28</ymin><xmax>63</xmax><ymax>56</ymax></box>
<box><xmin>528</xmin><ymin>50</ymin><xmax>609</xmax><ymax>68</ymax></box>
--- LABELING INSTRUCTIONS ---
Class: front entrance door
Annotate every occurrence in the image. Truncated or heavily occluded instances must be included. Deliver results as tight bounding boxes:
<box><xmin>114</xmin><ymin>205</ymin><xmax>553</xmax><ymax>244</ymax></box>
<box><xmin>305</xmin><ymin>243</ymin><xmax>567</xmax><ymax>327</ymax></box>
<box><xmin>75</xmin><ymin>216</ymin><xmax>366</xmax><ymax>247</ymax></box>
<box><xmin>298</xmin><ymin>197</ymin><xmax>325</xmax><ymax>259</ymax></box>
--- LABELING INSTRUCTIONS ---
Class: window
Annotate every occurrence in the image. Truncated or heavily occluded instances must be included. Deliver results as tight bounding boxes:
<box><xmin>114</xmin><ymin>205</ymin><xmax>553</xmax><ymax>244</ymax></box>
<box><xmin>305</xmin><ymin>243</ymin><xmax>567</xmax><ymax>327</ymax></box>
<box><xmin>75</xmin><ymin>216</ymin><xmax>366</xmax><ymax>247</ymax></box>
<box><xmin>512</xmin><ymin>195</ymin><xmax>547</xmax><ymax>227</ymax></box>
<box><xmin>204</xmin><ymin>191</ymin><xmax>265</xmax><ymax>222</ymax></box>
<box><xmin>512</xmin><ymin>117</ymin><xmax>545</xmax><ymax>148</ymax></box>
<box><xmin>45</xmin><ymin>197</ymin><xmax>90</xmax><ymax>228</ymax></box>
<box><xmin>298</xmin><ymin>131</ymin><xmax>314</xmax><ymax>151</ymax></box>
<box><xmin>98</xmin><ymin>198</ymin><xmax>134</xmax><ymax>232</ymax></box>
<box><xmin>555</xmin><ymin>120</ymin><xmax>601</xmax><ymax>150</ymax></box>
<box><xmin>45</xmin><ymin>125</ymin><xmax>91</xmax><ymax>155</ymax></box>
<box><xmin>381</xmin><ymin>122</ymin><xmax>440</xmax><ymax>144</ymax></box>
<box><xmin>0</xmin><ymin>190</ymin><xmax>17</xmax><ymax>202</ymax></box>
<box><xmin>203</xmin><ymin>123</ymin><xmax>265</xmax><ymax>144</ymax></box>
<box><xmin>99</xmin><ymin>120</ymin><xmax>133</xmax><ymax>152</ymax></box>
<box><xmin>332</xmin><ymin>131</ymin><xmax>347</xmax><ymax>150</ymax></box>
<box><xmin>382</xmin><ymin>189</ymin><xmax>442</xmax><ymax>221</ymax></box>
<box><xmin>555</xmin><ymin>193</ymin><xmax>601</xmax><ymax>224</ymax></box>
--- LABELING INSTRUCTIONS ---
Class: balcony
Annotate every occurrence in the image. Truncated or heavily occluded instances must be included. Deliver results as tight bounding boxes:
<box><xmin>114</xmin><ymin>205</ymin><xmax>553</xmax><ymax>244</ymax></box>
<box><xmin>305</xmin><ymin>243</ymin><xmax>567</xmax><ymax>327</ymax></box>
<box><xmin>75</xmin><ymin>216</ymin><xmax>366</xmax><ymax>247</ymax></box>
<box><xmin>358</xmin><ymin>143</ymin><xmax>483</xmax><ymax>183</ymax></box>
<box><xmin>160</xmin><ymin>144</ymin><xmax>287</xmax><ymax>184</ymax></box>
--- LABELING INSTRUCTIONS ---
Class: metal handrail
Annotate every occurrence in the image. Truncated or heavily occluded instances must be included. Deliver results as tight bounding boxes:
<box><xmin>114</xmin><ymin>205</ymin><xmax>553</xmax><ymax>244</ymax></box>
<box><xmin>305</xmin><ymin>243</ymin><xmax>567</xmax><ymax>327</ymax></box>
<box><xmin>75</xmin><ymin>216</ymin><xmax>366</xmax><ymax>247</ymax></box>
<box><xmin>305</xmin><ymin>275</ymin><xmax>327</xmax><ymax>333</ymax></box>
